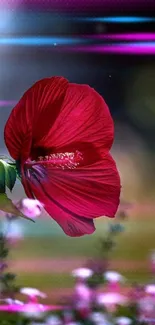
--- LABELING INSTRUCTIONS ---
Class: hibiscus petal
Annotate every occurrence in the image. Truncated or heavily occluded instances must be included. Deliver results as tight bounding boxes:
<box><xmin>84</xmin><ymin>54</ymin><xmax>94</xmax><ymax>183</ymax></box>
<box><xmin>34</xmin><ymin>82</ymin><xmax>114</xmax><ymax>158</ymax></box>
<box><xmin>4</xmin><ymin>77</ymin><xmax>69</xmax><ymax>161</ymax></box>
<box><xmin>4</xmin><ymin>77</ymin><xmax>114</xmax><ymax>162</ymax></box>
<box><xmin>24</xmin><ymin>153</ymin><xmax>120</xmax><ymax>237</ymax></box>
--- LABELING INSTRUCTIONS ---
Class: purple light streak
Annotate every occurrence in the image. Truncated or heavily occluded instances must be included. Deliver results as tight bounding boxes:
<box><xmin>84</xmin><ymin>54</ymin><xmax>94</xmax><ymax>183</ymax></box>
<box><xmin>0</xmin><ymin>304</ymin><xmax>64</xmax><ymax>313</ymax></box>
<box><xmin>0</xmin><ymin>101</ymin><xmax>16</xmax><ymax>107</ymax></box>
<box><xmin>64</xmin><ymin>43</ymin><xmax>155</xmax><ymax>55</ymax></box>
<box><xmin>0</xmin><ymin>0</ymin><xmax>154</xmax><ymax>11</ymax></box>
<box><xmin>87</xmin><ymin>33</ymin><xmax>155</xmax><ymax>41</ymax></box>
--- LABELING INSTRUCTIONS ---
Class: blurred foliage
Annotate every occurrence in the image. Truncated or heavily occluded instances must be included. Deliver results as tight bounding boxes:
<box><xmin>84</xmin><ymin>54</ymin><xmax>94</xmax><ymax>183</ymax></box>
<box><xmin>0</xmin><ymin>206</ymin><xmax>150</xmax><ymax>324</ymax></box>
<box><xmin>114</xmin><ymin>304</ymin><xmax>138</xmax><ymax>322</ymax></box>
<box><xmin>86</xmin><ymin>218</ymin><xmax>126</xmax><ymax>288</ymax></box>
<box><xmin>0</xmin><ymin>234</ymin><xmax>19</xmax><ymax>298</ymax></box>
<box><xmin>0</xmin><ymin>313</ymin><xmax>31</xmax><ymax>325</ymax></box>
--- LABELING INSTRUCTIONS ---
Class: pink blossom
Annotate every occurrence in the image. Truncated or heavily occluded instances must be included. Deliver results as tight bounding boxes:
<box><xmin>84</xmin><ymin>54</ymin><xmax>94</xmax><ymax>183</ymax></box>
<box><xmin>15</xmin><ymin>198</ymin><xmax>43</xmax><ymax>219</ymax></box>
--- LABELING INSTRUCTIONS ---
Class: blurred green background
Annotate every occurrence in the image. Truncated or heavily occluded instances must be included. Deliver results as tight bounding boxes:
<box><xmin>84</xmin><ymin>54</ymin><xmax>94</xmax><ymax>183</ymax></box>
<box><xmin>5</xmin><ymin>204</ymin><xmax>154</xmax><ymax>302</ymax></box>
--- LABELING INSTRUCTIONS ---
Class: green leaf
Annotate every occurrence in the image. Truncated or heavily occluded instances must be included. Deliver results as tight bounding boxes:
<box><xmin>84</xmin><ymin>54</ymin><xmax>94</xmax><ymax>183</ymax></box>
<box><xmin>0</xmin><ymin>193</ymin><xmax>35</xmax><ymax>223</ymax></box>
<box><xmin>0</xmin><ymin>160</ymin><xmax>17</xmax><ymax>192</ymax></box>
<box><xmin>0</xmin><ymin>192</ymin><xmax>20</xmax><ymax>215</ymax></box>
<box><xmin>5</xmin><ymin>164</ymin><xmax>17</xmax><ymax>192</ymax></box>
<box><xmin>0</xmin><ymin>160</ymin><xmax>6</xmax><ymax>193</ymax></box>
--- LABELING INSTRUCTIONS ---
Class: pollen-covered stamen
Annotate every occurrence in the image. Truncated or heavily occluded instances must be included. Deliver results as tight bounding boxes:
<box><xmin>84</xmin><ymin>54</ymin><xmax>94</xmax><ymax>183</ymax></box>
<box><xmin>32</xmin><ymin>150</ymin><xmax>83</xmax><ymax>169</ymax></box>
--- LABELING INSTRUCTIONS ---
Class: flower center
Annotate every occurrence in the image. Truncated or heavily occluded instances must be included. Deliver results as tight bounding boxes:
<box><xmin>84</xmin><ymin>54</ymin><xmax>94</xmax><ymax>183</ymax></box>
<box><xmin>36</xmin><ymin>150</ymin><xmax>83</xmax><ymax>169</ymax></box>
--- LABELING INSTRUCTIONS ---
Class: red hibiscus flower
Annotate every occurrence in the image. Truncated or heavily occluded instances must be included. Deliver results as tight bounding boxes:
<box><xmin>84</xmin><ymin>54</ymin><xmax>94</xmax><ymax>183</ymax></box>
<box><xmin>4</xmin><ymin>76</ymin><xmax>120</xmax><ymax>237</ymax></box>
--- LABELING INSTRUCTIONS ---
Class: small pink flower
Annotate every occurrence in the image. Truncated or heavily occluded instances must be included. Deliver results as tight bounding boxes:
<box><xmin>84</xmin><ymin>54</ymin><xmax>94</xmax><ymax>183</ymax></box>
<box><xmin>145</xmin><ymin>284</ymin><xmax>155</xmax><ymax>295</ymax></box>
<box><xmin>104</xmin><ymin>271</ymin><xmax>125</xmax><ymax>283</ymax></box>
<box><xmin>115</xmin><ymin>316</ymin><xmax>132</xmax><ymax>325</ymax></box>
<box><xmin>97</xmin><ymin>292</ymin><xmax>128</xmax><ymax>310</ymax></box>
<box><xmin>72</xmin><ymin>268</ymin><xmax>93</xmax><ymax>279</ymax></box>
<box><xmin>16</xmin><ymin>198</ymin><xmax>43</xmax><ymax>219</ymax></box>
<box><xmin>20</xmin><ymin>287</ymin><xmax>47</xmax><ymax>302</ymax></box>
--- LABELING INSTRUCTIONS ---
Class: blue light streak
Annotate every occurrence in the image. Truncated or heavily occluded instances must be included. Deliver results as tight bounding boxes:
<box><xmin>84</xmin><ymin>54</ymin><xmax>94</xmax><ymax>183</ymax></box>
<box><xmin>76</xmin><ymin>16</ymin><xmax>155</xmax><ymax>23</ymax></box>
<box><xmin>0</xmin><ymin>36</ymin><xmax>88</xmax><ymax>46</ymax></box>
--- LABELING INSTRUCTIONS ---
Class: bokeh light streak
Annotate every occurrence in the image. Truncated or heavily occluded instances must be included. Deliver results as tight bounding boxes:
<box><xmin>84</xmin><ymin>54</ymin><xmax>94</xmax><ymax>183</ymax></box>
<box><xmin>86</xmin><ymin>33</ymin><xmax>155</xmax><ymax>41</ymax></box>
<box><xmin>0</xmin><ymin>100</ymin><xmax>16</xmax><ymax>107</ymax></box>
<box><xmin>75</xmin><ymin>16</ymin><xmax>155</xmax><ymax>23</ymax></box>
<box><xmin>0</xmin><ymin>37</ymin><xmax>155</xmax><ymax>55</ymax></box>
<box><xmin>0</xmin><ymin>0</ymin><xmax>154</xmax><ymax>11</ymax></box>
<box><xmin>64</xmin><ymin>42</ymin><xmax>155</xmax><ymax>55</ymax></box>
<box><xmin>0</xmin><ymin>36</ymin><xmax>90</xmax><ymax>46</ymax></box>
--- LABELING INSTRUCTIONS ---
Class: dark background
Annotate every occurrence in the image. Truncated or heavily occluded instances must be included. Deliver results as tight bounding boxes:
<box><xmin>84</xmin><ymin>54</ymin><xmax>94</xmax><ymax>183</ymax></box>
<box><xmin>0</xmin><ymin>0</ymin><xmax>155</xmax><ymax>151</ymax></box>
